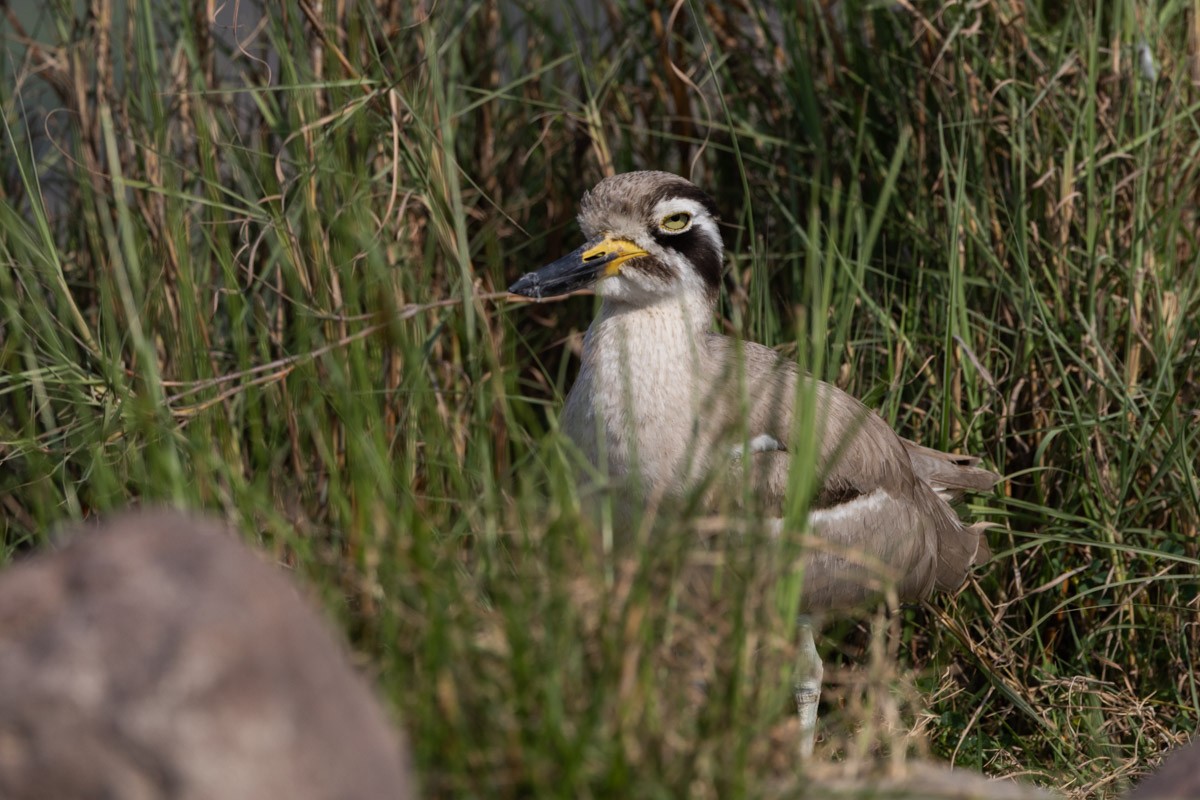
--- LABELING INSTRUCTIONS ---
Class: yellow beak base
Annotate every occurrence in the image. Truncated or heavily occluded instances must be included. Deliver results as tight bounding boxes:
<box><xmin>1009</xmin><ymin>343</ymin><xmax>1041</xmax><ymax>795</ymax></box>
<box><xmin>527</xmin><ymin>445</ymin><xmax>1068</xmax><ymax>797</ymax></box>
<box><xmin>508</xmin><ymin>237</ymin><xmax>649</xmax><ymax>299</ymax></box>
<box><xmin>581</xmin><ymin>238</ymin><xmax>649</xmax><ymax>277</ymax></box>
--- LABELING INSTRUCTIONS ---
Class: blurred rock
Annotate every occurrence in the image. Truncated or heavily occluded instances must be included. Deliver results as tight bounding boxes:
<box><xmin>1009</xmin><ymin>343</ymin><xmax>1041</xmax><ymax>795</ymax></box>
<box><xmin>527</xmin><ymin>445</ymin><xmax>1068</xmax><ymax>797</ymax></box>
<box><xmin>1127</xmin><ymin>740</ymin><xmax>1200</xmax><ymax>800</ymax></box>
<box><xmin>795</xmin><ymin>759</ymin><xmax>1061</xmax><ymax>799</ymax></box>
<box><xmin>0</xmin><ymin>509</ymin><xmax>416</xmax><ymax>800</ymax></box>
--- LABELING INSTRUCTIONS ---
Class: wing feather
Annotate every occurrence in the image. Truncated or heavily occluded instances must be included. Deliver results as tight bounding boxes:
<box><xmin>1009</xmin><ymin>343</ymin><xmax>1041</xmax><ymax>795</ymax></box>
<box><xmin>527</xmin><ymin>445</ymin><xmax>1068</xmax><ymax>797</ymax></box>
<box><xmin>704</xmin><ymin>335</ymin><xmax>994</xmax><ymax>609</ymax></box>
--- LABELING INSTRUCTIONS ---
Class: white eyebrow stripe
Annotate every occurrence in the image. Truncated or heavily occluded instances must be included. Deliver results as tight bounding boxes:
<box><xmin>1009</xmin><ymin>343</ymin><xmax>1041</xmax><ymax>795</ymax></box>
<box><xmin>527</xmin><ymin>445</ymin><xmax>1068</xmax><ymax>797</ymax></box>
<box><xmin>651</xmin><ymin>197</ymin><xmax>721</xmax><ymax>249</ymax></box>
<box><xmin>651</xmin><ymin>197</ymin><xmax>710</xmax><ymax>220</ymax></box>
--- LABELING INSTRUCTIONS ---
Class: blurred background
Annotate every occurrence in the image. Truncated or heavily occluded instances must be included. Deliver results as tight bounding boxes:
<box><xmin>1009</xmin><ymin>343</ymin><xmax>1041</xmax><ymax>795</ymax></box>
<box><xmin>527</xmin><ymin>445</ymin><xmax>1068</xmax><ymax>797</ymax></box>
<box><xmin>2</xmin><ymin>1</ymin><xmax>1198</xmax><ymax>797</ymax></box>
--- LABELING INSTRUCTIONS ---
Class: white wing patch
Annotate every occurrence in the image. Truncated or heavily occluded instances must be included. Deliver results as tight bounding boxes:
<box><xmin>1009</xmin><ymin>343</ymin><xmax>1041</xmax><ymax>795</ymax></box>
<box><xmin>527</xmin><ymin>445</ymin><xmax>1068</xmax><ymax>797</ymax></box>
<box><xmin>764</xmin><ymin>488</ymin><xmax>890</xmax><ymax>536</ymax></box>
<box><xmin>807</xmin><ymin>489</ymin><xmax>888</xmax><ymax>526</ymax></box>
<box><xmin>729</xmin><ymin>434</ymin><xmax>785</xmax><ymax>460</ymax></box>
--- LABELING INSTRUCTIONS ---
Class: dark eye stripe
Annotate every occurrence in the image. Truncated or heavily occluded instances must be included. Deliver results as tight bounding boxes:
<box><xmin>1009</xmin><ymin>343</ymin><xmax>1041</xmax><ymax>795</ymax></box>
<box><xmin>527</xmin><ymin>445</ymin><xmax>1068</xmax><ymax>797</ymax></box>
<box><xmin>650</xmin><ymin>228</ymin><xmax>722</xmax><ymax>296</ymax></box>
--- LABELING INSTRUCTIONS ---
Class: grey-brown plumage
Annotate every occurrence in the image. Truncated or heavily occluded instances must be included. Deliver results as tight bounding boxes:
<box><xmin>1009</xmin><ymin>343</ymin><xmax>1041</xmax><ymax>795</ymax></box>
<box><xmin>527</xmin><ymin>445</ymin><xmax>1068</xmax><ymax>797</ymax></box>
<box><xmin>511</xmin><ymin>171</ymin><xmax>999</xmax><ymax>614</ymax></box>
<box><xmin>511</xmin><ymin>171</ymin><xmax>1000</xmax><ymax>757</ymax></box>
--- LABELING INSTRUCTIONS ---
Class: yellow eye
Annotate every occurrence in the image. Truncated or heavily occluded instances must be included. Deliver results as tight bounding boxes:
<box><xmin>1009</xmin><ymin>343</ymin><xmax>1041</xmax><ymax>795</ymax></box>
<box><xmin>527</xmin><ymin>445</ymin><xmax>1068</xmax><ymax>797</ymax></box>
<box><xmin>660</xmin><ymin>212</ymin><xmax>691</xmax><ymax>232</ymax></box>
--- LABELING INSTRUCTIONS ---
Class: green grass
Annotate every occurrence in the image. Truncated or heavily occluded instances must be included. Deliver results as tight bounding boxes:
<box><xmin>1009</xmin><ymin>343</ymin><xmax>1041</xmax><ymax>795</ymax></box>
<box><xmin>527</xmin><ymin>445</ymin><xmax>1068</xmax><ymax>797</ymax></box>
<box><xmin>2</xmin><ymin>1</ymin><xmax>1199</xmax><ymax>797</ymax></box>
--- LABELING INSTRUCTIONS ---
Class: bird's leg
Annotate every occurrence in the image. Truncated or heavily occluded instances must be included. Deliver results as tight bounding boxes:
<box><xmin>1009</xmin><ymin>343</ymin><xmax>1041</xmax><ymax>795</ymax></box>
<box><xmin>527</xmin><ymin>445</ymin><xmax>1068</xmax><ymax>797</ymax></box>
<box><xmin>794</xmin><ymin>614</ymin><xmax>822</xmax><ymax>759</ymax></box>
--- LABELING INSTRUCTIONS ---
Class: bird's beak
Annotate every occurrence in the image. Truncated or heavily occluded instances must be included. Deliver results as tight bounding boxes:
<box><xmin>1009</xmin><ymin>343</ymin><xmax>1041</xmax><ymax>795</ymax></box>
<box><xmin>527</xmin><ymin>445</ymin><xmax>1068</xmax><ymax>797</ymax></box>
<box><xmin>508</xmin><ymin>237</ymin><xmax>648</xmax><ymax>299</ymax></box>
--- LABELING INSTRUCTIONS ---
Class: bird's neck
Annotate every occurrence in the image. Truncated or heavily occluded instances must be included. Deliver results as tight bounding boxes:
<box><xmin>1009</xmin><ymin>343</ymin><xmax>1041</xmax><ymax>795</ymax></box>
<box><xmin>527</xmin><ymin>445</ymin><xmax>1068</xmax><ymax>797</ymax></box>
<box><xmin>568</xmin><ymin>293</ymin><xmax>715</xmax><ymax>490</ymax></box>
<box><xmin>584</xmin><ymin>293</ymin><xmax>714</xmax><ymax>379</ymax></box>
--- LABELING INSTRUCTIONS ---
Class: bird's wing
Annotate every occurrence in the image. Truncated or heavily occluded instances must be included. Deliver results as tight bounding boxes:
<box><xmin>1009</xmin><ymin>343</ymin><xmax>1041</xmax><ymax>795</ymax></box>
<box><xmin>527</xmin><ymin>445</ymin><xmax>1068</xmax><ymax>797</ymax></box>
<box><xmin>704</xmin><ymin>337</ymin><xmax>917</xmax><ymax>507</ymax></box>
<box><xmin>703</xmin><ymin>336</ymin><xmax>991</xmax><ymax>607</ymax></box>
<box><xmin>900</xmin><ymin>438</ymin><xmax>1001</xmax><ymax>502</ymax></box>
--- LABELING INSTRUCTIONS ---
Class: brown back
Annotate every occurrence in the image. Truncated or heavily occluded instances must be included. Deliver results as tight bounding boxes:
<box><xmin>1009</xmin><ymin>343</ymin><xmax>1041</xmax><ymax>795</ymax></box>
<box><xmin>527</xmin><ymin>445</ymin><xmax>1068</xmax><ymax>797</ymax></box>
<box><xmin>703</xmin><ymin>337</ymin><xmax>994</xmax><ymax>607</ymax></box>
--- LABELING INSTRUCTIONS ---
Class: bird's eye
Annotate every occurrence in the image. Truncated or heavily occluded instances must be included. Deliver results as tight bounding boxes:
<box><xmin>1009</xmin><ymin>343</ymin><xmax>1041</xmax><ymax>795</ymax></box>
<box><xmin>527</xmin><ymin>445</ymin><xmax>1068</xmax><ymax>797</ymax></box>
<box><xmin>660</xmin><ymin>212</ymin><xmax>692</xmax><ymax>232</ymax></box>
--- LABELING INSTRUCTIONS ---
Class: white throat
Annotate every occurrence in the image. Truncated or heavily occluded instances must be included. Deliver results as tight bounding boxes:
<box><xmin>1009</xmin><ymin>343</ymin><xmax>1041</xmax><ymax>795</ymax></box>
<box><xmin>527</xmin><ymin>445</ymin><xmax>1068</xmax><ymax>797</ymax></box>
<box><xmin>564</xmin><ymin>291</ymin><xmax>715</xmax><ymax>494</ymax></box>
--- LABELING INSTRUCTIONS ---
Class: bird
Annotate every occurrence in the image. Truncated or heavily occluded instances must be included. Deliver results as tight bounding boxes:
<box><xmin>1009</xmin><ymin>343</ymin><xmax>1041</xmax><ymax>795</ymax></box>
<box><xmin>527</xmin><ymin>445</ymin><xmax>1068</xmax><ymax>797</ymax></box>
<box><xmin>508</xmin><ymin>170</ymin><xmax>1000</xmax><ymax>756</ymax></box>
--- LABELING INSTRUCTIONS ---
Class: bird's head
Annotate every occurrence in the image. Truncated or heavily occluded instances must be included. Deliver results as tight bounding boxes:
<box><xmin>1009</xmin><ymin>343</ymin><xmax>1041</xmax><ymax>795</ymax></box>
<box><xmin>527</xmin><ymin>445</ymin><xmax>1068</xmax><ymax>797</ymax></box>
<box><xmin>509</xmin><ymin>171</ymin><xmax>723</xmax><ymax>307</ymax></box>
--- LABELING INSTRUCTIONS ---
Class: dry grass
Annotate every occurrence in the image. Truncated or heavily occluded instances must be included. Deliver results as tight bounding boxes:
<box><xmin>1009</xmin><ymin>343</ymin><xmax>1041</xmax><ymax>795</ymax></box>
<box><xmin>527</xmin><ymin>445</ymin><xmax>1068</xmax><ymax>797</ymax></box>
<box><xmin>2</xmin><ymin>1</ymin><xmax>1198</xmax><ymax>797</ymax></box>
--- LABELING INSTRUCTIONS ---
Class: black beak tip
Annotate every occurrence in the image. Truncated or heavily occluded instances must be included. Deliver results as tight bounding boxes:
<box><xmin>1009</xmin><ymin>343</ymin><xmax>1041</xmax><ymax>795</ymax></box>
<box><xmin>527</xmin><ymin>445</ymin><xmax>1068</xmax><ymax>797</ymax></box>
<box><xmin>508</xmin><ymin>272</ymin><xmax>543</xmax><ymax>299</ymax></box>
